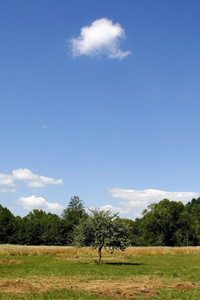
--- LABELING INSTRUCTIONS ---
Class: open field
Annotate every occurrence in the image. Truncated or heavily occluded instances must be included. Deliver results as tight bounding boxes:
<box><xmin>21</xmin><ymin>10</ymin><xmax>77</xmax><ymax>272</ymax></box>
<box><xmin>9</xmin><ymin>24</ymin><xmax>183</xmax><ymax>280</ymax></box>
<box><xmin>1</xmin><ymin>246</ymin><xmax>200</xmax><ymax>299</ymax></box>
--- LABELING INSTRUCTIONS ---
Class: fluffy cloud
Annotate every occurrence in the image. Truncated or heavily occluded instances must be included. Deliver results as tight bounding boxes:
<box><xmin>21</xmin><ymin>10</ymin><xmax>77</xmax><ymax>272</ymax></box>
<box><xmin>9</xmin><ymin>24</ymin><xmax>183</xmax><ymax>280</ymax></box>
<box><xmin>109</xmin><ymin>188</ymin><xmax>200</xmax><ymax>218</ymax></box>
<box><xmin>17</xmin><ymin>195</ymin><xmax>64</xmax><ymax>212</ymax></box>
<box><xmin>13</xmin><ymin>169</ymin><xmax>63</xmax><ymax>187</ymax></box>
<box><xmin>0</xmin><ymin>173</ymin><xmax>15</xmax><ymax>186</ymax></box>
<box><xmin>70</xmin><ymin>18</ymin><xmax>131</xmax><ymax>60</ymax></box>
<box><xmin>0</xmin><ymin>168</ymin><xmax>63</xmax><ymax>188</ymax></box>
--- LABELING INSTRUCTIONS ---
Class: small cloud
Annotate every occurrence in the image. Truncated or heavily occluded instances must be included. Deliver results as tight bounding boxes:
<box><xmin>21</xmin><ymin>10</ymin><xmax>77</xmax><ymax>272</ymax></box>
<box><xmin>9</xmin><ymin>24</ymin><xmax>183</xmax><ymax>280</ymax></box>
<box><xmin>97</xmin><ymin>204</ymin><xmax>126</xmax><ymax>215</ymax></box>
<box><xmin>12</xmin><ymin>168</ymin><xmax>63</xmax><ymax>188</ymax></box>
<box><xmin>39</xmin><ymin>175</ymin><xmax>63</xmax><ymax>185</ymax></box>
<box><xmin>0</xmin><ymin>173</ymin><xmax>15</xmax><ymax>186</ymax></box>
<box><xmin>17</xmin><ymin>195</ymin><xmax>64</xmax><ymax>212</ymax></box>
<box><xmin>109</xmin><ymin>188</ymin><xmax>200</xmax><ymax>218</ymax></box>
<box><xmin>42</xmin><ymin>125</ymin><xmax>48</xmax><ymax>129</ymax></box>
<box><xmin>0</xmin><ymin>169</ymin><xmax>63</xmax><ymax>188</ymax></box>
<box><xmin>88</xmin><ymin>204</ymin><xmax>129</xmax><ymax>216</ymax></box>
<box><xmin>70</xmin><ymin>18</ymin><xmax>131</xmax><ymax>60</ymax></box>
<box><xmin>0</xmin><ymin>188</ymin><xmax>16</xmax><ymax>193</ymax></box>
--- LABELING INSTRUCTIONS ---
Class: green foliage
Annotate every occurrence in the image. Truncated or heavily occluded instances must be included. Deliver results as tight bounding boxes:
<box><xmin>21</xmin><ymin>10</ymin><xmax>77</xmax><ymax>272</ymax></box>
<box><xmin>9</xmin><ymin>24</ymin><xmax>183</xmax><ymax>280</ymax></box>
<box><xmin>61</xmin><ymin>196</ymin><xmax>88</xmax><ymax>245</ymax></box>
<box><xmin>2</xmin><ymin>196</ymin><xmax>200</xmax><ymax>247</ymax></box>
<box><xmin>135</xmin><ymin>199</ymin><xmax>186</xmax><ymax>246</ymax></box>
<box><xmin>61</xmin><ymin>196</ymin><xmax>86</xmax><ymax>225</ymax></box>
<box><xmin>0</xmin><ymin>205</ymin><xmax>20</xmax><ymax>244</ymax></box>
<box><xmin>17</xmin><ymin>210</ymin><xmax>47</xmax><ymax>245</ymax></box>
<box><xmin>41</xmin><ymin>214</ymin><xmax>66</xmax><ymax>245</ymax></box>
<box><xmin>74</xmin><ymin>209</ymin><xmax>130</xmax><ymax>261</ymax></box>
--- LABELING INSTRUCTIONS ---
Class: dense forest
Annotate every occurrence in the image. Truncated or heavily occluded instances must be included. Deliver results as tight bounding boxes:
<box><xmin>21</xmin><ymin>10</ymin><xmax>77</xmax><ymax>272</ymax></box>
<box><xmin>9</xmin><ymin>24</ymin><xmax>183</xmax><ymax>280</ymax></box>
<box><xmin>1</xmin><ymin>196</ymin><xmax>200</xmax><ymax>247</ymax></box>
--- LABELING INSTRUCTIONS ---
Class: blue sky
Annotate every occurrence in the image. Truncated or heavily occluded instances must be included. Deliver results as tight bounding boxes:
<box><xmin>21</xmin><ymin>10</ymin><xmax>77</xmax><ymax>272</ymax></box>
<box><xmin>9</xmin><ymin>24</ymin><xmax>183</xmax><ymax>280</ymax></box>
<box><xmin>1</xmin><ymin>0</ymin><xmax>200</xmax><ymax>219</ymax></box>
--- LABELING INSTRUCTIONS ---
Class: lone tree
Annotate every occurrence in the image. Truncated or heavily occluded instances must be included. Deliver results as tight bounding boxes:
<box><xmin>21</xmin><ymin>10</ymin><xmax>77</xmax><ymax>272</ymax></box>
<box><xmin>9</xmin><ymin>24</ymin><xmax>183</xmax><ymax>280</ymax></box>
<box><xmin>74</xmin><ymin>208</ymin><xmax>130</xmax><ymax>262</ymax></box>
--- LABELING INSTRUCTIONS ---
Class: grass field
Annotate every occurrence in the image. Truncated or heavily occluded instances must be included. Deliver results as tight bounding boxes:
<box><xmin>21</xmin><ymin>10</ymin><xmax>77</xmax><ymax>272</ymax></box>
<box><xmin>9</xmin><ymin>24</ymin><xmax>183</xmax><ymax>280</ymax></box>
<box><xmin>0</xmin><ymin>245</ymin><xmax>200</xmax><ymax>299</ymax></box>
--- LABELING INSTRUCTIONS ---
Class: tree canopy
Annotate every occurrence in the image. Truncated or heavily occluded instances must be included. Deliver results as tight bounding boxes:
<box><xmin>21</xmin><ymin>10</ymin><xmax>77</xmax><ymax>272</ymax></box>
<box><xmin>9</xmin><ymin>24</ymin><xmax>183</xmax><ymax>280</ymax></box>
<box><xmin>74</xmin><ymin>209</ymin><xmax>130</xmax><ymax>262</ymax></box>
<box><xmin>61</xmin><ymin>196</ymin><xmax>88</xmax><ymax>244</ymax></box>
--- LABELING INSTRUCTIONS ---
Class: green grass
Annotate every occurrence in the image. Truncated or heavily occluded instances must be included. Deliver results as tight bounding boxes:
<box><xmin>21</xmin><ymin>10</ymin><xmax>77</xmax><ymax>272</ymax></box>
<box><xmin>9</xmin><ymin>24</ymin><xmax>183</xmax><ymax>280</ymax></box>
<box><xmin>0</xmin><ymin>251</ymin><xmax>200</xmax><ymax>299</ymax></box>
<box><xmin>0</xmin><ymin>290</ymin><xmax>116</xmax><ymax>300</ymax></box>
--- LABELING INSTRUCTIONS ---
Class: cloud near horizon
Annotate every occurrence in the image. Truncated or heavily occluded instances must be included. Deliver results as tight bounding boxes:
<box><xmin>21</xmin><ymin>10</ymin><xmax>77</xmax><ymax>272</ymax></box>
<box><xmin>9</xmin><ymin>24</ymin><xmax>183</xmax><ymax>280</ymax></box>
<box><xmin>70</xmin><ymin>18</ymin><xmax>131</xmax><ymax>60</ymax></box>
<box><xmin>0</xmin><ymin>169</ymin><xmax>63</xmax><ymax>188</ymax></box>
<box><xmin>17</xmin><ymin>195</ymin><xmax>64</xmax><ymax>212</ymax></box>
<box><xmin>108</xmin><ymin>188</ymin><xmax>200</xmax><ymax>218</ymax></box>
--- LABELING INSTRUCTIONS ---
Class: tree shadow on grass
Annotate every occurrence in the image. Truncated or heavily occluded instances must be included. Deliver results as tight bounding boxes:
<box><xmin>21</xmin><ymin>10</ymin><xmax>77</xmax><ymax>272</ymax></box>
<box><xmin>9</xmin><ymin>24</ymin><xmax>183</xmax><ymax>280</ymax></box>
<box><xmin>105</xmin><ymin>262</ymin><xmax>144</xmax><ymax>266</ymax></box>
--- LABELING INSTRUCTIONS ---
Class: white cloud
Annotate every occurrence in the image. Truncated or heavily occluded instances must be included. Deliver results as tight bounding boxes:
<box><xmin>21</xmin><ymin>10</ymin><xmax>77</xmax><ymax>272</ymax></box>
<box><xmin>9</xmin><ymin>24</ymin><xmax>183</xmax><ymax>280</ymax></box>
<box><xmin>0</xmin><ymin>169</ymin><xmax>63</xmax><ymax>190</ymax></box>
<box><xmin>97</xmin><ymin>204</ymin><xmax>129</xmax><ymax>215</ymax></box>
<box><xmin>12</xmin><ymin>168</ymin><xmax>63</xmax><ymax>188</ymax></box>
<box><xmin>70</xmin><ymin>18</ymin><xmax>131</xmax><ymax>60</ymax></box>
<box><xmin>109</xmin><ymin>188</ymin><xmax>200</xmax><ymax>218</ymax></box>
<box><xmin>0</xmin><ymin>188</ymin><xmax>16</xmax><ymax>193</ymax></box>
<box><xmin>0</xmin><ymin>173</ymin><xmax>15</xmax><ymax>186</ymax></box>
<box><xmin>17</xmin><ymin>195</ymin><xmax>64</xmax><ymax>212</ymax></box>
<box><xmin>13</xmin><ymin>169</ymin><xmax>36</xmax><ymax>181</ymax></box>
<box><xmin>39</xmin><ymin>175</ymin><xmax>63</xmax><ymax>185</ymax></box>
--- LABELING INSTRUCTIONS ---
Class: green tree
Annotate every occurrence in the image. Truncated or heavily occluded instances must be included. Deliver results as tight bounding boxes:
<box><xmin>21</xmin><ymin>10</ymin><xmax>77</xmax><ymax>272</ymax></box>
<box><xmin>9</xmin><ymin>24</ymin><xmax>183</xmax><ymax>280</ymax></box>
<box><xmin>41</xmin><ymin>213</ymin><xmax>65</xmax><ymax>245</ymax></box>
<box><xmin>140</xmin><ymin>199</ymin><xmax>184</xmax><ymax>246</ymax></box>
<box><xmin>74</xmin><ymin>209</ymin><xmax>130</xmax><ymax>262</ymax></box>
<box><xmin>62</xmin><ymin>196</ymin><xmax>86</xmax><ymax>224</ymax></box>
<box><xmin>0</xmin><ymin>205</ymin><xmax>19</xmax><ymax>244</ymax></box>
<box><xmin>185</xmin><ymin>198</ymin><xmax>200</xmax><ymax>245</ymax></box>
<box><xmin>175</xmin><ymin>210</ymin><xmax>194</xmax><ymax>246</ymax></box>
<box><xmin>122</xmin><ymin>218</ymin><xmax>143</xmax><ymax>246</ymax></box>
<box><xmin>18</xmin><ymin>209</ymin><xmax>47</xmax><ymax>245</ymax></box>
<box><xmin>61</xmin><ymin>196</ymin><xmax>87</xmax><ymax>244</ymax></box>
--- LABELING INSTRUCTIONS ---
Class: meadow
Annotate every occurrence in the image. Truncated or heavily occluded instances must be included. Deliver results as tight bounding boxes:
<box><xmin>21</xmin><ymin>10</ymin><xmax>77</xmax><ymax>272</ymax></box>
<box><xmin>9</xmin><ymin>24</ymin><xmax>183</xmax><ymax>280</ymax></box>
<box><xmin>0</xmin><ymin>245</ymin><xmax>200</xmax><ymax>299</ymax></box>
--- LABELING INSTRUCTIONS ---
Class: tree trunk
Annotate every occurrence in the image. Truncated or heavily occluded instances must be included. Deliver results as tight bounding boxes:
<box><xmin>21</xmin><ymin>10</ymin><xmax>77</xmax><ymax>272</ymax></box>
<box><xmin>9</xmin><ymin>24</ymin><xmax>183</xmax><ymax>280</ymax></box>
<box><xmin>98</xmin><ymin>246</ymin><xmax>102</xmax><ymax>262</ymax></box>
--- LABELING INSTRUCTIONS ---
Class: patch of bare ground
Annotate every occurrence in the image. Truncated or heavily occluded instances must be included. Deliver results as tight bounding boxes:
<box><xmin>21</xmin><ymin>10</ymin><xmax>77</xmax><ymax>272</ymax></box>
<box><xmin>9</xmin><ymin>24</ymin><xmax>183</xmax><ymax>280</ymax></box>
<box><xmin>0</xmin><ymin>259</ymin><xmax>22</xmax><ymax>264</ymax></box>
<box><xmin>0</xmin><ymin>280</ymin><xmax>41</xmax><ymax>294</ymax></box>
<box><xmin>0</xmin><ymin>276</ymin><xmax>200</xmax><ymax>298</ymax></box>
<box><xmin>77</xmin><ymin>279</ymin><xmax>160</xmax><ymax>299</ymax></box>
<box><xmin>75</xmin><ymin>278</ymin><xmax>200</xmax><ymax>299</ymax></box>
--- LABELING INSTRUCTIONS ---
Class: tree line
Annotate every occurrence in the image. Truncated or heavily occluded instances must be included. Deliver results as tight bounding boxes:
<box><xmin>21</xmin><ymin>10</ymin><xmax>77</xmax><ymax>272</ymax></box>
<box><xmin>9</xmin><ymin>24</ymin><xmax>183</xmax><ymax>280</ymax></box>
<box><xmin>1</xmin><ymin>196</ymin><xmax>200</xmax><ymax>247</ymax></box>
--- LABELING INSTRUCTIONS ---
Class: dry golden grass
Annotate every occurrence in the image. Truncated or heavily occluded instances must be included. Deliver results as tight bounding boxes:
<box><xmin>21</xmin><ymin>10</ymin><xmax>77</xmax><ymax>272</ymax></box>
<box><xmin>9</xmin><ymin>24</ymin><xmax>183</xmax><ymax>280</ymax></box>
<box><xmin>1</xmin><ymin>244</ymin><xmax>200</xmax><ymax>257</ymax></box>
<box><xmin>0</xmin><ymin>245</ymin><xmax>94</xmax><ymax>256</ymax></box>
<box><xmin>124</xmin><ymin>246</ymin><xmax>200</xmax><ymax>256</ymax></box>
